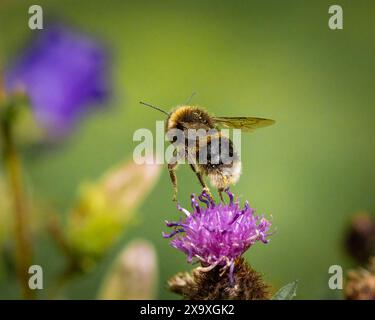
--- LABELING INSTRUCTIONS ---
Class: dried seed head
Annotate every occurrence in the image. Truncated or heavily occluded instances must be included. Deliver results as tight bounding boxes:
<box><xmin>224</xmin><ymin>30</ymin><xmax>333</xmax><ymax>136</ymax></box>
<box><xmin>344</xmin><ymin>257</ymin><xmax>375</xmax><ymax>300</ymax></box>
<box><xmin>345</xmin><ymin>212</ymin><xmax>375</xmax><ymax>264</ymax></box>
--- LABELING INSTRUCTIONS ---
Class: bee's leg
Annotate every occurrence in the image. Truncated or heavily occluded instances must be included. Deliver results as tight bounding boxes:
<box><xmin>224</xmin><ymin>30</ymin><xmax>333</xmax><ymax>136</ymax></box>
<box><xmin>218</xmin><ymin>175</ymin><xmax>229</xmax><ymax>203</ymax></box>
<box><xmin>167</xmin><ymin>149</ymin><xmax>180</xmax><ymax>201</ymax></box>
<box><xmin>189</xmin><ymin>164</ymin><xmax>206</xmax><ymax>188</ymax></box>
<box><xmin>218</xmin><ymin>188</ymin><xmax>225</xmax><ymax>203</ymax></box>
<box><xmin>168</xmin><ymin>162</ymin><xmax>178</xmax><ymax>201</ymax></box>
<box><xmin>189</xmin><ymin>164</ymin><xmax>212</xmax><ymax>198</ymax></box>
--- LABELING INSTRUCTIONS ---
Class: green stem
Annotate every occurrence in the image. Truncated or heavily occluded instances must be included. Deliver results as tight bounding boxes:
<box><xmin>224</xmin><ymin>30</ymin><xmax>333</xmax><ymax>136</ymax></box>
<box><xmin>47</xmin><ymin>214</ymin><xmax>82</xmax><ymax>298</ymax></box>
<box><xmin>1</xmin><ymin>111</ymin><xmax>34</xmax><ymax>300</ymax></box>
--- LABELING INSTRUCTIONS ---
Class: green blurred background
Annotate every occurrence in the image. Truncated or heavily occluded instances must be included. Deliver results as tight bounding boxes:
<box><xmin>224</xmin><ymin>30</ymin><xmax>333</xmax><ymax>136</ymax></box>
<box><xmin>1</xmin><ymin>0</ymin><xmax>374</xmax><ymax>299</ymax></box>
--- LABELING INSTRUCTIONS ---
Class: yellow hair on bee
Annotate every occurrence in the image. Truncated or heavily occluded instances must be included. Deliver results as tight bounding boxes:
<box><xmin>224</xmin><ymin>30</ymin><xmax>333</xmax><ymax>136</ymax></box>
<box><xmin>166</xmin><ymin>106</ymin><xmax>214</xmax><ymax>131</ymax></box>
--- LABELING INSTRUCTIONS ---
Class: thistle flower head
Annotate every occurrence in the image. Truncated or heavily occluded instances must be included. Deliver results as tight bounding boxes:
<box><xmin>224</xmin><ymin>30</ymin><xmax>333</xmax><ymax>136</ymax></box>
<box><xmin>163</xmin><ymin>190</ymin><xmax>272</xmax><ymax>278</ymax></box>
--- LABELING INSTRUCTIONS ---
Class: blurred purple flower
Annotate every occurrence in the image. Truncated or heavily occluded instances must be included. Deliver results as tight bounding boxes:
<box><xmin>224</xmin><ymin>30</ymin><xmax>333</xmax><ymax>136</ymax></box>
<box><xmin>163</xmin><ymin>190</ymin><xmax>272</xmax><ymax>280</ymax></box>
<box><xmin>5</xmin><ymin>25</ymin><xmax>110</xmax><ymax>137</ymax></box>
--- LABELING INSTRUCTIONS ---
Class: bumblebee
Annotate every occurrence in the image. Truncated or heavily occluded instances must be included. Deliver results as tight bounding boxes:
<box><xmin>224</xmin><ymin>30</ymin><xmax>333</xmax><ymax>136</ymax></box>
<box><xmin>140</xmin><ymin>101</ymin><xmax>275</xmax><ymax>201</ymax></box>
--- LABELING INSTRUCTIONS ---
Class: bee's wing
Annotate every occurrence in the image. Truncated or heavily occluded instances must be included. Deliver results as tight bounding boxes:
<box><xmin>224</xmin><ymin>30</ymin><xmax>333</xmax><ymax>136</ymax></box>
<box><xmin>212</xmin><ymin>116</ymin><xmax>275</xmax><ymax>132</ymax></box>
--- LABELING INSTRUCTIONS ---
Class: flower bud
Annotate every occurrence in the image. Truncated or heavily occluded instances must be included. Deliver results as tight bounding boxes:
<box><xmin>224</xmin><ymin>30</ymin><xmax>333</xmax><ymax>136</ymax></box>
<box><xmin>66</xmin><ymin>158</ymin><xmax>160</xmax><ymax>268</ymax></box>
<box><xmin>99</xmin><ymin>239</ymin><xmax>158</xmax><ymax>300</ymax></box>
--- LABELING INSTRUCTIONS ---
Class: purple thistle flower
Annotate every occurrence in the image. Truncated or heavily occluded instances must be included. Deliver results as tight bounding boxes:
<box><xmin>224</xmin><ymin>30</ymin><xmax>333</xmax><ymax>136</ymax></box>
<box><xmin>4</xmin><ymin>25</ymin><xmax>110</xmax><ymax>137</ymax></box>
<box><xmin>163</xmin><ymin>190</ymin><xmax>272</xmax><ymax>282</ymax></box>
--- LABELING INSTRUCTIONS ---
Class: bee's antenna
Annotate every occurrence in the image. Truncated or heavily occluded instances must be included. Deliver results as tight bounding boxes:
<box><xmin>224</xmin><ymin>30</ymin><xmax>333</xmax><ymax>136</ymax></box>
<box><xmin>185</xmin><ymin>91</ymin><xmax>197</xmax><ymax>105</ymax></box>
<box><xmin>139</xmin><ymin>101</ymin><xmax>170</xmax><ymax>116</ymax></box>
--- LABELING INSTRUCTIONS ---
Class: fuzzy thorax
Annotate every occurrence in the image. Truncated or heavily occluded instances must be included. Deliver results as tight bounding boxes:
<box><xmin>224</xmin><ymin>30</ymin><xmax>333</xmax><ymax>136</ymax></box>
<box><xmin>166</xmin><ymin>105</ymin><xmax>214</xmax><ymax>131</ymax></box>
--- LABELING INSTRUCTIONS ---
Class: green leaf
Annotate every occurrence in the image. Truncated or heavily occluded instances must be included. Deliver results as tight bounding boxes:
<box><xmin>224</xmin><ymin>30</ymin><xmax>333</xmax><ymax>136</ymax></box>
<box><xmin>272</xmin><ymin>280</ymin><xmax>298</xmax><ymax>300</ymax></box>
